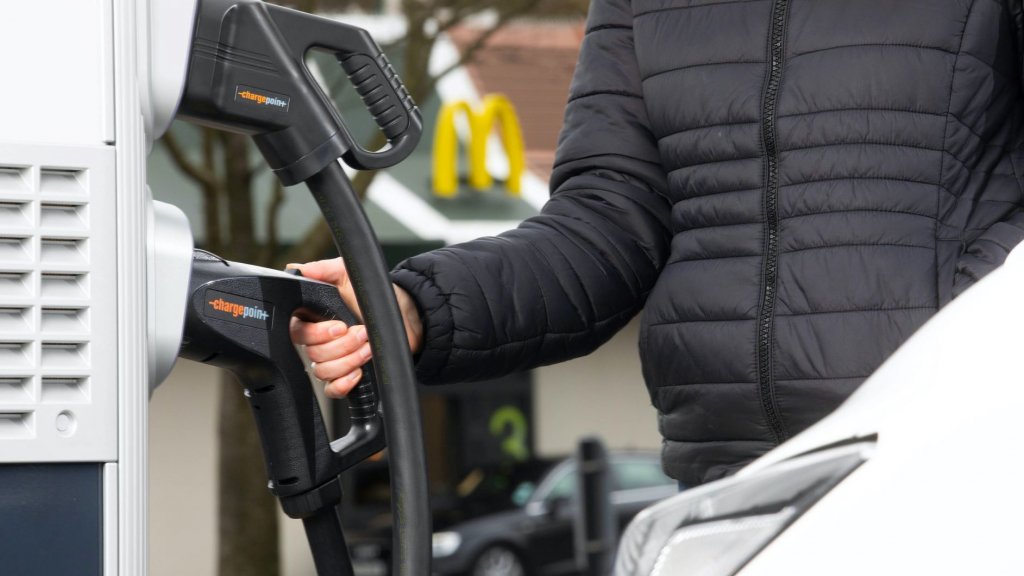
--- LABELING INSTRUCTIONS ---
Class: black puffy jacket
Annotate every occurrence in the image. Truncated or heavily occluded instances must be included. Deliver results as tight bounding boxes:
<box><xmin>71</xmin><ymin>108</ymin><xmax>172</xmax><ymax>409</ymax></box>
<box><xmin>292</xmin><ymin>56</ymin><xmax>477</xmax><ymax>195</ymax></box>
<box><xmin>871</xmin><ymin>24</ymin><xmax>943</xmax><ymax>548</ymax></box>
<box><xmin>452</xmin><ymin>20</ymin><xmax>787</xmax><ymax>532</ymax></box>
<box><xmin>392</xmin><ymin>0</ymin><xmax>1024</xmax><ymax>485</ymax></box>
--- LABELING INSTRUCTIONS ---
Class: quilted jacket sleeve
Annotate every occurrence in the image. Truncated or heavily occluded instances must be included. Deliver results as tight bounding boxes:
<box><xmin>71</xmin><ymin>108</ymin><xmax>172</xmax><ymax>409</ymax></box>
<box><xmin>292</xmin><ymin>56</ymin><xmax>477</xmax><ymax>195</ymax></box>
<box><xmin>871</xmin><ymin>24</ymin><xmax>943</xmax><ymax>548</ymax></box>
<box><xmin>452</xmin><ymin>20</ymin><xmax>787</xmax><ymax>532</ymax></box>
<box><xmin>391</xmin><ymin>0</ymin><xmax>671</xmax><ymax>384</ymax></box>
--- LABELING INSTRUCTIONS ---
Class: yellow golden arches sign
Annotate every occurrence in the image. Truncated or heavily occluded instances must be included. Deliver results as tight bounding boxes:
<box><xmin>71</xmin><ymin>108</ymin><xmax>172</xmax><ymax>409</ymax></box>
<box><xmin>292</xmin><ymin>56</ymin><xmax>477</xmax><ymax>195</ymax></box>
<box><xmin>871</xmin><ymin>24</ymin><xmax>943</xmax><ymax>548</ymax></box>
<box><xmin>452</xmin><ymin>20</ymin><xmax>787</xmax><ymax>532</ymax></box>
<box><xmin>432</xmin><ymin>94</ymin><xmax>526</xmax><ymax>198</ymax></box>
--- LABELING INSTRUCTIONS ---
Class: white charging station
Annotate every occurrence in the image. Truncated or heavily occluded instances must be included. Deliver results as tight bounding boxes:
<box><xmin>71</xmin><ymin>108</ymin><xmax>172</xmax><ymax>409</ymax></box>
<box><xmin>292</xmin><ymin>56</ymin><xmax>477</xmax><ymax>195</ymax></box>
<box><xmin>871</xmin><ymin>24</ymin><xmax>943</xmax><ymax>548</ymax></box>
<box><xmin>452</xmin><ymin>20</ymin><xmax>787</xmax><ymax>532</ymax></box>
<box><xmin>0</xmin><ymin>1</ymin><xmax>197</xmax><ymax>574</ymax></box>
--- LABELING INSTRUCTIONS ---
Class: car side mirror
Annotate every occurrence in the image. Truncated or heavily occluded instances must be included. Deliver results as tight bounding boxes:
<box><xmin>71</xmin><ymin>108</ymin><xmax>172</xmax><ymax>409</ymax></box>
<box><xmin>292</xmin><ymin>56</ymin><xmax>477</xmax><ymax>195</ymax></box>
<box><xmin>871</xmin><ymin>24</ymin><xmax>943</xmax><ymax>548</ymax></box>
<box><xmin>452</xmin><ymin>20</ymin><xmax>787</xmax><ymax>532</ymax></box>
<box><xmin>527</xmin><ymin>496</ymin><xmax>569</xmax><ymax>519</ymax></box>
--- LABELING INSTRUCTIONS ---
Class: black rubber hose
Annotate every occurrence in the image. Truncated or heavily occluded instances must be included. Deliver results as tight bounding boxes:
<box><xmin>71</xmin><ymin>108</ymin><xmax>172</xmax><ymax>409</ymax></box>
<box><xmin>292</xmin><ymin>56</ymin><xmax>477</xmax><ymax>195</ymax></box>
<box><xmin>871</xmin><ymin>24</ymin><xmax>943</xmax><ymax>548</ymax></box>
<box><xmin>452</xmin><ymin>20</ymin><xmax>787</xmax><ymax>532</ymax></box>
<box><xmin>306</xmin><ymin>160</ymin><xmax>431</xmax><ymax>576</ymax></box>
<box><xmin>303</xmin><ymin>506</ymin><xmax>355</xmax><ymax>576</ymax></box>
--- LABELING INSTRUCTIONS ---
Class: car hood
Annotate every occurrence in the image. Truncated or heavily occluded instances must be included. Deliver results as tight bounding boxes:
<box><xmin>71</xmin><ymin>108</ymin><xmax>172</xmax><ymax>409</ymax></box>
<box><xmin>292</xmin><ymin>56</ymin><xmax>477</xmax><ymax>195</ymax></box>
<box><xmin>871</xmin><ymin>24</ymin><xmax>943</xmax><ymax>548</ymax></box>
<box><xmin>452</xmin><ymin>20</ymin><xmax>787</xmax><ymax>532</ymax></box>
<box><xmin>615</xmin><ymin>245</ymin><xmax>1024</xmax><ymax>576</ymax></box>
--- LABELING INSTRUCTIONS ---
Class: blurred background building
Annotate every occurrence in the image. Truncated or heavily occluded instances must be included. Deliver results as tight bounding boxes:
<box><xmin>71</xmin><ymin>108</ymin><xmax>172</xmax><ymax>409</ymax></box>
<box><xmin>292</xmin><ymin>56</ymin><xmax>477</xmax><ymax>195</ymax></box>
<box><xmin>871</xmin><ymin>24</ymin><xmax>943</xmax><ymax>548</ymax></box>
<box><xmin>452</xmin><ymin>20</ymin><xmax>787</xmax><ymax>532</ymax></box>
<box><xmin>147</xmin><ymin>2</ymin><xmax>662</xmax><ymax>574</ymax></box>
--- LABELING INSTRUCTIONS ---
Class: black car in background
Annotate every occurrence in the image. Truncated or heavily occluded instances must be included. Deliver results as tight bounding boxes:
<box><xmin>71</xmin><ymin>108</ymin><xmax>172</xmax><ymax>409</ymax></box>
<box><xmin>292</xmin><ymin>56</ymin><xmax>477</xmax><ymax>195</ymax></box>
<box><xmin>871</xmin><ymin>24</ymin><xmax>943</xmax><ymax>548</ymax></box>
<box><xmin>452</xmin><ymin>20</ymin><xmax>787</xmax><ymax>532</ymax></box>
<box><xmin>348</xmin><ymin>451</ymin><xmax>676</xmax><ymax>576</ymax></box>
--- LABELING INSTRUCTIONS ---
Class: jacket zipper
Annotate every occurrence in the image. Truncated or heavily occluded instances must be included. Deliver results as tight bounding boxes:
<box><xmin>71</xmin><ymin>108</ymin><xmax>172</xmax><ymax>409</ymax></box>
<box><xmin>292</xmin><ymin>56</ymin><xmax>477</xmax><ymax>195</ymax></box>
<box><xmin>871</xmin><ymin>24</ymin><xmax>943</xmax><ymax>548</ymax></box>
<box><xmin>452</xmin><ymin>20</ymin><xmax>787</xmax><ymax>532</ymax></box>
<box><xmin>757</xmin><ymin>0</ymin><xmax>790</xmax><ymax>445</ymax></box>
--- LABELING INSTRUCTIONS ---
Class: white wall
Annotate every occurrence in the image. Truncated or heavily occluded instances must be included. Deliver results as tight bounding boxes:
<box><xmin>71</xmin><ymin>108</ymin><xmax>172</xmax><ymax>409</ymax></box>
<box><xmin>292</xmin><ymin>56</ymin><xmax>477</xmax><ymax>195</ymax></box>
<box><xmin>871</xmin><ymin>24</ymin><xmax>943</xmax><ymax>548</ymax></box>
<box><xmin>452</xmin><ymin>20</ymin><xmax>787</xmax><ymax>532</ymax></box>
<box><xmin>0</xmin><ymin>0</ymin><xmax>114</xmax><ymax>146</ymax></box>
<box><xmin>533</xmin><ymin>319</ymin><xmax>662</xmax><ymax>456</ymax></box>
<box><xmin>148</xmin><ymin>361</ymin><xmax>216</xmax><ymax>576</ymax></box>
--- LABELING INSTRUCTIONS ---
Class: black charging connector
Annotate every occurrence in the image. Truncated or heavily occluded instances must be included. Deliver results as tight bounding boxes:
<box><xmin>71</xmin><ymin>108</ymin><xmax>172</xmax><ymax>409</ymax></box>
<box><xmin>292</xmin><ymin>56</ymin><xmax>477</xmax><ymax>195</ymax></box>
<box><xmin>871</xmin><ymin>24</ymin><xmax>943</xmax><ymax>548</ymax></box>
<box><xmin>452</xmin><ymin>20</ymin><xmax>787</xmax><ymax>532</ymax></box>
<box><xmin>179</xmin><ymin>0</ymin><xmax>422</xmax><ymax>184</ymax></box>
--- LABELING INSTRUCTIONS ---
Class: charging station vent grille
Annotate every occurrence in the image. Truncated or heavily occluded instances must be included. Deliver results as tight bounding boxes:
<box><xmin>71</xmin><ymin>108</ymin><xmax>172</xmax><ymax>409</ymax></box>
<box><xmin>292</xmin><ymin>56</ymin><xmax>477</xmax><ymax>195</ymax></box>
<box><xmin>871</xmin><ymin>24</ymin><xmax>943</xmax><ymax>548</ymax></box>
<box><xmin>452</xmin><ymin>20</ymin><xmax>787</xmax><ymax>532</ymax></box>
<box><xmin>0</xmin><ymin>145</ymin><xmax>116</xmax><ymax>462</ymax></box>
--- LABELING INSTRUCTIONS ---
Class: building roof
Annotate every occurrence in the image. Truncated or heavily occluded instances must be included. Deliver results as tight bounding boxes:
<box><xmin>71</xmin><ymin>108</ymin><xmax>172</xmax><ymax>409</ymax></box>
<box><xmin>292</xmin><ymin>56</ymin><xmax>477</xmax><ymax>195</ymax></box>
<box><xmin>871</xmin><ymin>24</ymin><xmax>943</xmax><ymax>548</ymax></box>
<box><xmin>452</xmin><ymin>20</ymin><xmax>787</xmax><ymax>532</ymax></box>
<box><xmin>449</xmin><ymin>20</ymin><xmax>584</xmax><ymax>182</ymax></box>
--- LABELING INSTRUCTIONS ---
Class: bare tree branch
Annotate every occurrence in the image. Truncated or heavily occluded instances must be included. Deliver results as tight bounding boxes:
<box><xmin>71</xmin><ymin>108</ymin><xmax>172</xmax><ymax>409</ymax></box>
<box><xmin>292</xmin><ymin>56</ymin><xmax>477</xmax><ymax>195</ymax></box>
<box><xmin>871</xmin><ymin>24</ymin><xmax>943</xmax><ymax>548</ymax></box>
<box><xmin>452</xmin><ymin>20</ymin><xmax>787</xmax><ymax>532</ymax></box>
<box><xmin>202</xmin><ymin>127</ymin><xmax>216</xmax><ymax>174</ymax></box>
<box><xmin>424</xmin><ymin>0</ymin><xmax>544</xmax><ymax>94</ymax></box>
<box><xmin>262</xmin><ymin>180</ymin><xmax>286</xmax><ymax>266</ymax></box>
<box><xmin>163</xmin><ymin>130</ymin><xmax>219</xmax><ymax>190</ymax></box>
<box><xmin>277</xmin><ymin>126</ymin><xmax>389</xmax><ymax>266</ymax></box>
<box><xmin>199</xmin><ymin>129</ymin><xmax>224</xmax><ymax>253</ymax></box>
<box><xmin>221</xmin><ymin>133</ymin><xmax>257</xmax><ymax>263</ymax></box>
<box><xmin>278</xmin><ymin>219</ymin><xmax>333</xmax><ymax>266</ymax></box>
<box><xmin>276</xmin><ymin>167</ymin><xmax>381</xmax><ymax>267</ymax></box>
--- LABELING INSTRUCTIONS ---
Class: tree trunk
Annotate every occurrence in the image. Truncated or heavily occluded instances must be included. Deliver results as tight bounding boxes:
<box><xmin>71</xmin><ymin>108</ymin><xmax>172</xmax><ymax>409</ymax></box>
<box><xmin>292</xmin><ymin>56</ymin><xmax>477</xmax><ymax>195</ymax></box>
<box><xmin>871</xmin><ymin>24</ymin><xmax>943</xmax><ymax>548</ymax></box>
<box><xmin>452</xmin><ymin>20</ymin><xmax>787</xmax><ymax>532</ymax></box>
<box><xmin>217</xmin><ymin>373</ymin><xmax>282</xmax><ymax>576</ymax></box>
<box><xmin>216</xmin><ymin>133</ymin><xmax>280</xmax><ymax>576</ymax></box>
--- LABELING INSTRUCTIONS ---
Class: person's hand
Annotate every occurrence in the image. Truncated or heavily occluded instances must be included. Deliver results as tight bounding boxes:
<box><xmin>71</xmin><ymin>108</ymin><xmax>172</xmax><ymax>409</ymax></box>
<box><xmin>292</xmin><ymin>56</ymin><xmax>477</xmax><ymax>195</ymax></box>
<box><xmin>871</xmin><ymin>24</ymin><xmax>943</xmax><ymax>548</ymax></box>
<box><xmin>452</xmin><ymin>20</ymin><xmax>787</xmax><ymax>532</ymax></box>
<box><xmin>287</xmin><ymin>258</ymin><xmax>424</xmax><ymax>398</ymax></box>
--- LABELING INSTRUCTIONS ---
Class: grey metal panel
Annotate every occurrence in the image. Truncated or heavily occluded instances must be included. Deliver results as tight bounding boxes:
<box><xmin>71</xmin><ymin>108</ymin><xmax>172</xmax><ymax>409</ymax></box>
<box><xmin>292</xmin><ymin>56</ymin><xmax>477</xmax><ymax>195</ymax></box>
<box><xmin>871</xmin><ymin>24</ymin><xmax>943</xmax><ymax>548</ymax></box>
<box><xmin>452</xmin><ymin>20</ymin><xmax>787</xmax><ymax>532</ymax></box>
<box><xmin>0</xmin><ymin>143</ymin><xmax>119</xmax><ymax>463</ymax></box>
<box><xmin>0</xmin><ymin>463</ymin><xmax>103</xmax><ymax>575</ymax></box>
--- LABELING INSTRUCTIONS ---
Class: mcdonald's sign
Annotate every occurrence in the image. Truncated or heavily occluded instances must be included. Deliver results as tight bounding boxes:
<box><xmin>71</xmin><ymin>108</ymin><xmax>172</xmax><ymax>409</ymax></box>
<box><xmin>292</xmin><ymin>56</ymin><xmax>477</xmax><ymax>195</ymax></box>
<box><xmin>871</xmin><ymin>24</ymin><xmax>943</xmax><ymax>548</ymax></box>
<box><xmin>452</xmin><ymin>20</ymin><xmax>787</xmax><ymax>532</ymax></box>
<box><xmin>432</xmin><ymin>94</ymin><xmax>526</xmax><ymax>198</ymax></box>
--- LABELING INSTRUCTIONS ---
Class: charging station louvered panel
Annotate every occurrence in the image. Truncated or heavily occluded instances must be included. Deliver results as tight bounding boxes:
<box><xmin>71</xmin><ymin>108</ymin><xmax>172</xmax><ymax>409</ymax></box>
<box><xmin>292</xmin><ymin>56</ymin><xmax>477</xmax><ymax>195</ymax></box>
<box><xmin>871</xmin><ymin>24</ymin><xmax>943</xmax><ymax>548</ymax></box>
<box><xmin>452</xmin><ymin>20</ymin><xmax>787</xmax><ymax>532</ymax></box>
<box><xmin>0</xmin><ymin>144</ymin><xmax>117</xmax><ymax>462</ymax></box>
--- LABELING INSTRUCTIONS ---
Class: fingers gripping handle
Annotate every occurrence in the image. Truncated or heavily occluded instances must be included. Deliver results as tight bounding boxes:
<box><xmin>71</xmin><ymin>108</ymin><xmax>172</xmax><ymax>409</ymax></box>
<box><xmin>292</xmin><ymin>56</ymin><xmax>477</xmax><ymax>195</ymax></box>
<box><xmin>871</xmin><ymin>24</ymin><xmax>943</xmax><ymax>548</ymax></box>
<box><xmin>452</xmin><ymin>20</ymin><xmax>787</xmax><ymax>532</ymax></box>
<box><xmin>296</xmin><ymin>281</ymin><xmax>386</xmax><ymax>472</ymax></box>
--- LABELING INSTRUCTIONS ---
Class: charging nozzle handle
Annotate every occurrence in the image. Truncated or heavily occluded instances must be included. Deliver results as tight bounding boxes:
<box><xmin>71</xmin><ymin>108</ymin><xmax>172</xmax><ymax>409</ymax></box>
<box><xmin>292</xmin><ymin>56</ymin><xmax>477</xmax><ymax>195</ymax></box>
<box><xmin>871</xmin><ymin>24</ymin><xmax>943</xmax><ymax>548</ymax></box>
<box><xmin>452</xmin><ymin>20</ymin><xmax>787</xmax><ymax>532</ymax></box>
<box><xmin>237</xmin><ymin>349</ymin><xmax>336</xmax><ymax>501</ymax></box>
<box><xmin>329</xmin><ymin>377</ymin><xmax>385</xmax><ymax>471</ymax></box>
<box><xmin>293</xmin><ymin>280</ymin><xmax>386</xmax><ymax>472</ymax></box>
<box><xmin>265</xmin><ymin>4</ymin><xmax>423</xmax><ymax>171</ymax></box>
<box><xmin>337</xmin><ymin>51</ymin><xmax>419</xmax><ymax>160</ymax></box>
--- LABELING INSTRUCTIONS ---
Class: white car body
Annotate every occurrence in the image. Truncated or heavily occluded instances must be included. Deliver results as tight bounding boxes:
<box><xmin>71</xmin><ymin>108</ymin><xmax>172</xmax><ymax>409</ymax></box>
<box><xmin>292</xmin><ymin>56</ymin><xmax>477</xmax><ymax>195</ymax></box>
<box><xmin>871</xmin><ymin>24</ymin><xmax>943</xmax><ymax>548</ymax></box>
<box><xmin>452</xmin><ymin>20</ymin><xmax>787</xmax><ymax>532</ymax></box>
<box><xmin>619</xmin><ymin>244</ymin><xmax>1024</xmax><ymax>575</ymax></box>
